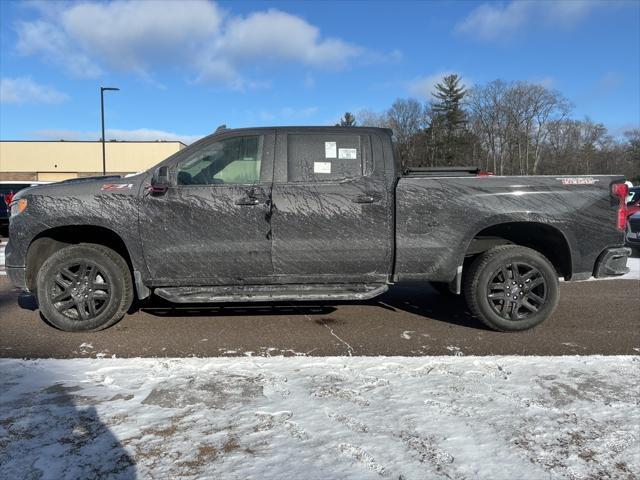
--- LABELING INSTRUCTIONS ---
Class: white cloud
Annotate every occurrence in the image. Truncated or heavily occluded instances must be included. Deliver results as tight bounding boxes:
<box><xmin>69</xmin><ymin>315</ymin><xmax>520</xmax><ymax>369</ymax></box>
<box><xmin>608</xmin><ymin>122</ymin><xmax>640</xmax><ymax>140</ymax></box>
<box><xmin>0</xmin><ymin>77</ymin><xmax>68</xmax><ymax>104</ymax></box>
<box><xmin>33</xmin><ymin>128</ymin><xmax>204</xmax><ymax>145</ymax></box>
<box><xmin>455</xmin><ymin>0</ymin><xmax>603</xmax><ymax>41</ymax></box>
<box><xmin>15</xmin><ymin>1</ymin><xmax>382</xmax><ymax>88</ymax></box>
<box><xmin>407</xmin><ymin>72</ymin><xmax>470</xmax><ymax>99</ymax></box>
<box><xmin>217</xmin><ymin>9</ymin><xmax>361</xmax><ymax>68</ymax></box>
<box><xmin>60</xmin><ymin>0</ymin><xmax>222</xmax><ymax>74</ymax></box>
<box><xmin>16</xmin><ymin>20</ymin><xmax>103</xmax><ymax>78</ymax></box>
<box><xmin>455</xmin><ymin>2</ymin><xmax>530</xmax><ymax>40</ymax></box>
<box><xmin>280</xmin><ymin>106</ymin><xmax>319</xmax><ymax>118</ymax></box>
<box><xmin>532</xmin><ymin>76</ymin><xmax>555</xmax><ymax>89</ymax></box>
<box><xmin>597</xmin><ymin>71</ymin><xmax>623</xmax><ymax>91</ymax></box>
<box><xmin>105</xmin><ymin>128</ymin><xmax>204</xmax><ymax>144</ymax></box>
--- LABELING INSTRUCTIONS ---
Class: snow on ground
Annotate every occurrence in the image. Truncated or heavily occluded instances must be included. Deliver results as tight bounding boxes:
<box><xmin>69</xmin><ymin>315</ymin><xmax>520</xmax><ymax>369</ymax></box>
<box><xmin>576</xmin><ymin>255</ymin><xmax>639</xmax><ymax>281</ymax></box>
<box><xmin>0</xmin><ymin>239</ymin><xmax>6</xmax><ymax>276</ymax></box>
<box><xmin>617</xmin><ymin>255</ymin><xmax>640</xmax><ymax>280</ymax></box>
<box><xmin>1</xmin><ymin>356</ymin><xmax>638</xmax><ymax>480</ymax></box>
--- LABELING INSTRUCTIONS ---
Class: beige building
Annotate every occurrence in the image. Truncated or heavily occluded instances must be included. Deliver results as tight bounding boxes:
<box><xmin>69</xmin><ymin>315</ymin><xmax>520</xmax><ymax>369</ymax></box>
<box><xmin>0</xmin><ymin>140</ymin><xmax>186</xmax><ymax>181</ymax></box>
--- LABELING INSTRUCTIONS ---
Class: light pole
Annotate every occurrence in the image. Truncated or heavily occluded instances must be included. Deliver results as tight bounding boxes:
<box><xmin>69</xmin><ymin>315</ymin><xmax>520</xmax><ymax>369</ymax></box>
<box><xmin>100</xmin><ymin>86</ymin><xmax>119</xmax><ymax>175</ymax></box>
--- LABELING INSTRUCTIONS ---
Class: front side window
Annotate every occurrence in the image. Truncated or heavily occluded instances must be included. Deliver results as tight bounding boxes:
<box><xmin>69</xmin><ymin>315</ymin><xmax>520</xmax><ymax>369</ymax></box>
<box><xmin>177</xmin><ymin>135</ymin><xmax>263</xmax><ymax>186</ymax></box>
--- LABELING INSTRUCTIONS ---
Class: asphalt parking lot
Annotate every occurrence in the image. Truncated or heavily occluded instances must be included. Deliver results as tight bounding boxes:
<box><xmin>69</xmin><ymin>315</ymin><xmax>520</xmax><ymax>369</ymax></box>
<box><xmin>1</xmin><ymin>273</ymin><xmax>638</xmax><ymax>358</ymax></box>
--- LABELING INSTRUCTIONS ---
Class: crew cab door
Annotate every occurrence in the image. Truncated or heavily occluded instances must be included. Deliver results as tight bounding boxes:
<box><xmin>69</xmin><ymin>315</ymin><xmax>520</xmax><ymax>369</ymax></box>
<box><xmin>139</xmin><ymin>131</ymin><xmax>275</xmax><ymax>285</ymax></box>
<box><xmin>270</xmin><ymin>131</ymin><xmax>394</xmax><ymax>283</ymax></box>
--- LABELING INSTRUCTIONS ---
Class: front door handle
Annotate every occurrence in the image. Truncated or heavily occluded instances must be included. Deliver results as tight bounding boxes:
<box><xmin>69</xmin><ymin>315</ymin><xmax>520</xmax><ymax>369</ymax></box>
<box><xmin>352</xmin><ymin>195</ymin><xmax>375</xmax><ymax>204</ymax></box>
<box><xmin>235</xmin><ymin>197</ymin><xmax>260</xmax><ymax>206</ymax></box>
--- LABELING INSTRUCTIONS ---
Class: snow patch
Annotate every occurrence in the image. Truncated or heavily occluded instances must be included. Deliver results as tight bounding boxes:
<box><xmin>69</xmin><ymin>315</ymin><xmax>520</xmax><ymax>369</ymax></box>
<box><xmin>446</xmin><ymin>346</ymin><xmax>464</xmax><ymax>356</ymax></box>
<box><xmin>1</xmin><ymin>356</ymin><xmax>638</xmax><ymax>479</ymax></box>
<box><xmin>401</xmin><ymin>330</ymin><xmax>414</xmax><ymax>340</ymax></box>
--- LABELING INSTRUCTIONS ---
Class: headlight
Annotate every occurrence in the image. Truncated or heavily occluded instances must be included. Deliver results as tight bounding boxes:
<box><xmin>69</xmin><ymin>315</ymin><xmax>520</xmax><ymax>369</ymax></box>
<box><xmin>10</xmin><ymin>198</ymin><xmax>28</xmax><ymax>217</ymax></box>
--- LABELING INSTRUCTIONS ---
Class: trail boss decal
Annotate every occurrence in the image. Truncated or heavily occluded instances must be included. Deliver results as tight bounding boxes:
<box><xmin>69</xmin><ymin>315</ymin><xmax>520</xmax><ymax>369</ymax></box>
<box><xmin>101</xmin><ymin>183</ymin><xmax>134</xmax><ymax>191</ymax></box>
<box><xmin>557</xmin><ymin>177</ymin><xmax>599</xmax><ymax>185</ymax></box>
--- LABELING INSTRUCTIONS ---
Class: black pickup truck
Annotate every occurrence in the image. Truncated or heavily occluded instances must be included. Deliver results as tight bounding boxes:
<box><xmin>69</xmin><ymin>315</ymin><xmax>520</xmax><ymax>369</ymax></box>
<box><xmin>6</xmin><ymin>126</ymin><xmax>631</xmax><ymax>332</ymax></box>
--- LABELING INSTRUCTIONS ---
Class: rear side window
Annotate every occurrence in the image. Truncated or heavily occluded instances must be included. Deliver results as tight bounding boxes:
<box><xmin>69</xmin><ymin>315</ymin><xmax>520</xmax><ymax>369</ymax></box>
<box><xmin>177</xmin><ymin>135</ymin><xmax>263</xmax><ymax>186</ymax></box>
<box><xmin>287</xmin><ymin>134</ymin><xmax>362</xmax><ymax>182</ymax></box>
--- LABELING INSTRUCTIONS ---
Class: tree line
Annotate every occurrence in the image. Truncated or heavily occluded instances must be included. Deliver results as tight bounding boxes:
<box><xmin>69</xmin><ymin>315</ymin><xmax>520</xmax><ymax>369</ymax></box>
<box><xmin>336</xmin><ymin>75</ymin><xmax>639</xmax><ymax>181</ymax></box>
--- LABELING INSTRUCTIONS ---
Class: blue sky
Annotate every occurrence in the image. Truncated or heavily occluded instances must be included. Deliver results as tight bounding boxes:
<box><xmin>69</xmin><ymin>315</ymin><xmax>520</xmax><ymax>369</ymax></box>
<box><xmin>1</xmin><ymin>0</ymin><xmax>639</xmax><ymax>143</ymax></box>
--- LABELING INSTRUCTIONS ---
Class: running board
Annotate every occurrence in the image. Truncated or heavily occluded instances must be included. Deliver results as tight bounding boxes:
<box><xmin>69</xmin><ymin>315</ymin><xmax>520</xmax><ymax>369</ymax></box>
<box><xmin>154</xmin><ymin>283</ymin><xmax>389</xmax><ymax>303</ymax></box>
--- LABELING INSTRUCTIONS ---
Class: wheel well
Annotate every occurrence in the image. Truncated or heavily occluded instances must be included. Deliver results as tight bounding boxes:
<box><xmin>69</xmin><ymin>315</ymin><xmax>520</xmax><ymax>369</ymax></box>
<box><xmin>26</xmin><ymin>225</ymin><xmax>133</xmax><ymax>291</ymax></box>
<box><xmin>466</xmin><ymin>222</ymin><xmax>572</xmax><ymax>279</ymax></box>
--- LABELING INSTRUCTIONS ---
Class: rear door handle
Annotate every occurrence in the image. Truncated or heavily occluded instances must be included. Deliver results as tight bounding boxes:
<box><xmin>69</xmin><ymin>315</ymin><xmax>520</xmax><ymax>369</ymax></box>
<box><xmin>352</xmin><ymin>195</ymin><xmax>375</xmax><ymax>204</ymax></box>
<box><xmin>235</xmin><ymin>197</ymin><xmax>260</xmax><ymax>206</ymax></box>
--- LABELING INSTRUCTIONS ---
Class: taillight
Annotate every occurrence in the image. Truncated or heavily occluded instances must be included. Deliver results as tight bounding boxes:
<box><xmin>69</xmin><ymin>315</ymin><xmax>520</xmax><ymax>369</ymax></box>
<box><xmin>611</xmin><ymin>182</ymin><xmax>629</xmax><ymax>231</ymax></box>
<box><xmin>477</xmin><ymin>170</ymin><xmax>493</xmax><ymax>176</ymax></box>
<box><xmin>3</xmin><ymin>192</ymin><xmax>14</xmax><ymax>206</ymax></box>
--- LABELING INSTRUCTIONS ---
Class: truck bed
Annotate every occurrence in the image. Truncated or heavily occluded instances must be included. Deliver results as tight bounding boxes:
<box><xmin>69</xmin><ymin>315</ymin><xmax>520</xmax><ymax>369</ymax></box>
<box><xmin>394</xmin><ymin>174</ymin><xmax>624</xmax><ymax>283</ymax></box>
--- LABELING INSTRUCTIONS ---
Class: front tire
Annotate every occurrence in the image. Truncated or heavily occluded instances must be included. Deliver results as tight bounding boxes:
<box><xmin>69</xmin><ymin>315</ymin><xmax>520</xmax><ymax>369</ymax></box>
<box><xmin>36</xmin><ymin>244</ymin><xmax>133</xmax><ymax>332</ymax></box>
<box><xmin>464</xmin><ymin>245</ymin><xmax>559</xmax><ymax>332</ymax></box>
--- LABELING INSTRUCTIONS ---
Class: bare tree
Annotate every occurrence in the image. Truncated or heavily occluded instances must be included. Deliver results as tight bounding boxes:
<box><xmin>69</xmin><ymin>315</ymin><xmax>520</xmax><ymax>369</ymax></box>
<box><xmin>385</xmin><ymin>99</ymin><xmax>425</xmax><ymax>170</ymax></box>
<box><xmin>357</xmin><ymin>109</ymin><xmax>389</xmax><ymax>128</ymax></box>
<box><xmin>466</xmin><ymin>80</ymin><xmax>571</xmax><ymax>175</ymax></box>
<box><xmin>343</xmin><ymin>77</ymin><xmax>638</xmax><ymax>180</ymax></box>
<box><xmin>467</xmin><ymin>80</ymin><xmax>510</xmax><ymax>174</ymax></box>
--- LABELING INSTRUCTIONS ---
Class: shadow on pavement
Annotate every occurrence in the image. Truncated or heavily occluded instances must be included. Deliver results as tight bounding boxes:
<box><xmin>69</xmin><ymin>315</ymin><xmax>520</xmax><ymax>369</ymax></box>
<box><xmin>138</xmin><ymin>283</ymin><xmax>488</xmax><ymax>331</ymax></box>
<box><xmin>0</xmin><ymin>363</ymin><xmax>136</xmax><ymax>479</ymax></box>
<box><xmin>141</xmin><ymin>301</ymin><xmax>338</xmax><ymax>318</ymax></box>
<box><xmin>372</xmin><ymin>283</ymin><xmax>489</xmax><ymax>330</ymax></box>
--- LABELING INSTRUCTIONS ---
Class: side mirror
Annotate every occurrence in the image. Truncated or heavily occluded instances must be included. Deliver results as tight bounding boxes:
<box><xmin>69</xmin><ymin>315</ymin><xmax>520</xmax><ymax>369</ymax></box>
<box><xmin>150</xmin><ymin>166</ymin><xmax>170</xmax><ymax>194</ymax></box>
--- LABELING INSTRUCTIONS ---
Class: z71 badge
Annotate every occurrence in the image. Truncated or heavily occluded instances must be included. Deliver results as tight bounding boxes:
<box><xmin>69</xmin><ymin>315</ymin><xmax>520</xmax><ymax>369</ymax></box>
<box><xmin>101</xmin><ymin>183</ymin><xmax>134</xmax><ymax>191</ymax></box>
<box><xmin>557</xmin><ymin>177</ymin><xmax>598</xmax><ymax>185</ymax></box>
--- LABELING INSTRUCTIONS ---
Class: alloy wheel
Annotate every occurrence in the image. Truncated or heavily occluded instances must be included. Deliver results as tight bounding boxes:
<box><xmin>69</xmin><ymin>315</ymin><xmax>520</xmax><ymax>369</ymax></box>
<box><xmin>49</xmin><ymin>262</ymin><xmax>112</xmax><ymax>320</ymax></box>
<box><xmin>486</xmin><ymin>262</ymin><xmax>547</xmax><ymax>321</ymax></box>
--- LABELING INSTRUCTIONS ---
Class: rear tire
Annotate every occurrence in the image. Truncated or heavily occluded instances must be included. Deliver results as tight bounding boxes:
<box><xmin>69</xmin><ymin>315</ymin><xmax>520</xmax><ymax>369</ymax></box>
<box><xmin>463</xmin><ymin>245</ymin><xmax>559</xmax><ymax>332</ymax></box>
<box><xmin>36</xmin><ymin>244</ymin><xmax>133</xmax><ymax>332</ymax></box>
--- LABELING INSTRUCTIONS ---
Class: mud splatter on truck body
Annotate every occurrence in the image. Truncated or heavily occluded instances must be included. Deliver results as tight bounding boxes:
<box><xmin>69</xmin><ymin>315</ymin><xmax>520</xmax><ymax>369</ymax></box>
<box><xmin>5</xmin><ymin>126</ymin><xmax>630</xmax><ymax>331</ymax></box>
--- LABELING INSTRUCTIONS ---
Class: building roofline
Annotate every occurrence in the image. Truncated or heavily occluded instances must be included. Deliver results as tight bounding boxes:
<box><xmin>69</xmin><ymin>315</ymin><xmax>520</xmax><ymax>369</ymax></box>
<box><xmin>0</xmin><ymin>139</ymin><xmax>188</xmax><ymax>147</ymax></box>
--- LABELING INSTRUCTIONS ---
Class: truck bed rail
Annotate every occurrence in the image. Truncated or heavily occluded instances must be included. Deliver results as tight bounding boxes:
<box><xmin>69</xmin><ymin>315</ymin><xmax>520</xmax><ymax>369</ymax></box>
<box><xmin>403</xmin><ymin>166</ymin><xmax>485</xmax><ymax>177</ymax></box>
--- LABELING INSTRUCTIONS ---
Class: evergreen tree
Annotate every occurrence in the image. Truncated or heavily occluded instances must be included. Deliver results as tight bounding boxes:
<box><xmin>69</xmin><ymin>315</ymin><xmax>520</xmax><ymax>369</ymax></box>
<box><xmin>336</xmin><ymin>112</ymin><xmax>357</xmax><ymax>127</ymax></box>
<box><xmin>432</xmin><ymin>74</ymin><xmax>467</xmax><ymax>132</ymax></box>
<box><xmin>430</xmin><ymin>74</ymin><xmax>469</xmax><ymax>164</ymax></box>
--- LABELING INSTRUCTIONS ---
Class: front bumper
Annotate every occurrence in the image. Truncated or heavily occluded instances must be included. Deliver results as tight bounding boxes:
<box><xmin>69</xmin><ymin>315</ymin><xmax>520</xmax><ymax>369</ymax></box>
<box><xmin>593</xmin><ymin>247</ymin><xmax>631</xmax><ymax>278</ymax></box>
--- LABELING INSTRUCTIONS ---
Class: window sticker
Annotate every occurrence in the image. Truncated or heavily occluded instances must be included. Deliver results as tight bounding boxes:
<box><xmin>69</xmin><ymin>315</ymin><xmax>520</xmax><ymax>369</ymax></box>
<box><xmin>338</xmin><ymin>148</ymin><xmax>357</xmax><ymax>160</ymax></box>
<box><xmin>314</xmin><ymin>162</ymin><xmax>332</xmax><ymax>173</ymax></box>
<box><xmin>325</xmin><ymin>141</ymin><xmax>337</xmax><ymax>158</ymax></box>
